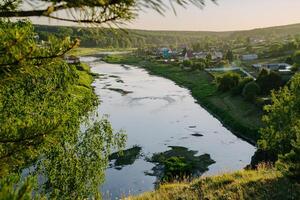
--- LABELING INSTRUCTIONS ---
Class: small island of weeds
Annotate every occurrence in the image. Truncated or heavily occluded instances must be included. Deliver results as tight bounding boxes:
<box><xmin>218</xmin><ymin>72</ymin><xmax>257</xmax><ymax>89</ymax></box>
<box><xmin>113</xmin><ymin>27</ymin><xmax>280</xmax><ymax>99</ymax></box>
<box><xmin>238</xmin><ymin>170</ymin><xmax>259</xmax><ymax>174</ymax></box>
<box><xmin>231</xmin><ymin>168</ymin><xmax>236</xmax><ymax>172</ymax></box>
<box><xmin>147</xmin><ymin>146</ymin><xmax>215</xmax><ymax>183</ymax></box>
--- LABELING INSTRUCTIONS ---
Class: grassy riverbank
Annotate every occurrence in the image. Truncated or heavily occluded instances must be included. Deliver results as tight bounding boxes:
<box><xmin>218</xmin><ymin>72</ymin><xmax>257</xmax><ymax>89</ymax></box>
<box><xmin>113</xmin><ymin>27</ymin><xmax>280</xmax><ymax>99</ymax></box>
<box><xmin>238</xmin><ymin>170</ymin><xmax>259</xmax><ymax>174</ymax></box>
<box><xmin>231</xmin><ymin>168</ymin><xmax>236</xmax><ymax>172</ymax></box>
<box><xmin>127</xmin><ymin>166</ymin><xmax>300</xmax><ymax>200</ymax></box>
<box><xmin>68</xmin><ymin>47</ymin><xmax>135</xmax><ymax>56</ymax></box>
<box><xmin>103</xmin><ymin>54</ymin><xmax>263</xmax><ymax>144</ymax></box>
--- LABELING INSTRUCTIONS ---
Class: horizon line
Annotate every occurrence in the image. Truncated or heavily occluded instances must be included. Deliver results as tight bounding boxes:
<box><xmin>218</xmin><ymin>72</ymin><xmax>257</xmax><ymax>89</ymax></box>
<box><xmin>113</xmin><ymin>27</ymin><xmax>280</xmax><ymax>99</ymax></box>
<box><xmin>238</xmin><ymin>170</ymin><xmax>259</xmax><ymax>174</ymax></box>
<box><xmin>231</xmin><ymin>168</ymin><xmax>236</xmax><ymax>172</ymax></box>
<box><xmin>32</xmin><ymin>21</ymin><xmax>300</xmax><ymax>33</ymax></box>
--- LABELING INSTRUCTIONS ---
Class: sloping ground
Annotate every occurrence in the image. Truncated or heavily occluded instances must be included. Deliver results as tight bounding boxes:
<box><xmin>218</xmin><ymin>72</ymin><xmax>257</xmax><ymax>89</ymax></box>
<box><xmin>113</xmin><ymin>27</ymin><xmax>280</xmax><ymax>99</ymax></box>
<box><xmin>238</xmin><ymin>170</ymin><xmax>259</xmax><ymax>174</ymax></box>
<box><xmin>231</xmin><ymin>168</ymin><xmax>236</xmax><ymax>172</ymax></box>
<box><xmin>208</xmin><ymin>94</ymin><xmax>263</xmax><ymax>131</ymax></box>
<box><xmin>127</xmin><ymin>168</ymin><xmax>300</xmax><ymax>200</ymax></box>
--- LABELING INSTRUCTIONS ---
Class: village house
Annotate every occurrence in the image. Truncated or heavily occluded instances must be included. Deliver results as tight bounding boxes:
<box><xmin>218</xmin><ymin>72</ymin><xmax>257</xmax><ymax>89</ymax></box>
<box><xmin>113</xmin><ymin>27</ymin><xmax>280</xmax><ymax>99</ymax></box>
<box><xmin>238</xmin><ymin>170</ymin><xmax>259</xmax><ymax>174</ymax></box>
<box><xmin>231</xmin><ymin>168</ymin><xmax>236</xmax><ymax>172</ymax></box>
<box><xmin>264</xmin><ymin>63</ymin><xmax>292</xmax><ymax>71</ymax></box>
<box><xmin>211</xmin><ymin>51</ymin><xmax>223</xmax><ymax>60</ymax></box>
<box><xmin>252</xmin><ymin>63</ymin><xmax>293</xmax><ymax>74</ymax></box>
<box><xmin>193</xmin><ymin>52</ymin><xmax>207</xmax><ymax>59</ymax></box>
<box><xmin>242</xmin><ymin>54</ymin><xmax>258</xmax><ymax>61</ymax></box>
<box><xmin>193</xmin><ymin>51</ymin><xmax>223</xmax><ymax>60</ymax></box>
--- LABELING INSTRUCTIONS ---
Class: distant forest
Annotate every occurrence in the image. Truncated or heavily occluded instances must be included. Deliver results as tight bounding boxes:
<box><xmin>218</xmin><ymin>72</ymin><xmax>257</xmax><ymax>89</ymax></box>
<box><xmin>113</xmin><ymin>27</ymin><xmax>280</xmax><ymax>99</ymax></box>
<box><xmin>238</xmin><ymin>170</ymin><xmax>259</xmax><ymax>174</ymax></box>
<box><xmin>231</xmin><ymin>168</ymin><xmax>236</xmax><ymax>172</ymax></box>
<box><xmin>34</xmin><ymin>23</ymin><xmax>300</xmax><ymax>50</ymax></box>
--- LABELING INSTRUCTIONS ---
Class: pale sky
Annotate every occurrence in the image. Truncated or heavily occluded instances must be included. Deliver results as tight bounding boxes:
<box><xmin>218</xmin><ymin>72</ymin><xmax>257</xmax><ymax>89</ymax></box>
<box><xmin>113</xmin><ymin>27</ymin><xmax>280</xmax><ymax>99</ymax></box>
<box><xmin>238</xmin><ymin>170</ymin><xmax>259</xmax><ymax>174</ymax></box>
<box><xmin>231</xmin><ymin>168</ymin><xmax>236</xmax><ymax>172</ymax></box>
<box><xmin>33</xmin><ymin>0</ymin><xmax>300</xmax><ymax>31</ymax></box>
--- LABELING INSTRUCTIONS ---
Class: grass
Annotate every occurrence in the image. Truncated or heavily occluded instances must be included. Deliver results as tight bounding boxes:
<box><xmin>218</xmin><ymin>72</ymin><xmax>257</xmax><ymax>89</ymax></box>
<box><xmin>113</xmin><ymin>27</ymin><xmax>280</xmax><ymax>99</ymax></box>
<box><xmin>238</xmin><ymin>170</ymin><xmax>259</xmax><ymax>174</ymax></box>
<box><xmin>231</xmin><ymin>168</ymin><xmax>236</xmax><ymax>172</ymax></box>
<box><xmin>68</xmin><ymin>47</ymin><xmax>135</xmax><ymax>56</ymax></box>
<box><xmin>70</xmin><ymin>63</ymin><xmax>96</xmax><ymax>102</ymax></box>
<box><xmin>104</xmin><ymin>54</ymin><xmax>262</xmax><ymax>144</ymax></box>
<box><xmin>127</xmin><ymin>166</ymin><xmax>300</xmax><ymax>200</ymax></box>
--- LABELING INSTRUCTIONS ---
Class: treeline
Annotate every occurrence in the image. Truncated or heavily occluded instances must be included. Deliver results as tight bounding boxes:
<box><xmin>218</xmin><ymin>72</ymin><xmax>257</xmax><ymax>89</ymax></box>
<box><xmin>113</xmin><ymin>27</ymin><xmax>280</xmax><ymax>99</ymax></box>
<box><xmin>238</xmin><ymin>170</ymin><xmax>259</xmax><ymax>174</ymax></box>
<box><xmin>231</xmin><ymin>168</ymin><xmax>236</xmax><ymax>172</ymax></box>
<box><xmin>34</xmin><ymin>23</ymin><xmax>300</xmax><ymax>50</ymax></box>
<box><xmin>35</xmin><ymin>25</ymin><xmax>216</xmax><ymax>48</ymax></box>
<box><xmin>0</xmin><ymin>20</ymin><xmax>125</xmax><ymax>198</ymax></box>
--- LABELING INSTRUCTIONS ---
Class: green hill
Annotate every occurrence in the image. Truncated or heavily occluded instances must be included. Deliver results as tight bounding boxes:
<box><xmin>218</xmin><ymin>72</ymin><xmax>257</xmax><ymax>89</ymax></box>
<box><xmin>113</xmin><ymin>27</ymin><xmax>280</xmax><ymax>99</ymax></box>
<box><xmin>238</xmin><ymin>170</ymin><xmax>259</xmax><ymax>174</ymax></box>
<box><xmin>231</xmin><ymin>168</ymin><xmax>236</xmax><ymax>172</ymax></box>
<box><xmin>34</xmin><ymin>23</ymin><xmax>300</xmax><ymax>49</ymax></box>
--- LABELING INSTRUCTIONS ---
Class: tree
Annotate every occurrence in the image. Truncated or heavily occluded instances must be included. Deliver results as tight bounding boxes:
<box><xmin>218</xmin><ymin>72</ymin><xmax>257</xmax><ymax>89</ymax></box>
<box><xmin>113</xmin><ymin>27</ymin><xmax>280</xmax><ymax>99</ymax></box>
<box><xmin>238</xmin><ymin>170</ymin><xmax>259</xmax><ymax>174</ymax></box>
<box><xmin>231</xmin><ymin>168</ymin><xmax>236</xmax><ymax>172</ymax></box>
<box><xmin>0</xmin><ymin>0</ymin><xmax>216</xmax><ymax>197</ymax></box>
<box><xmin>193</xmin><ymin>61</ymin><xmax>206</xmax><ymax>71</ymax></box>
<box><xmin>256</xmin><ymin>69</ymin><xmax>282</xmax><ymax>95</ymax></box>
<box><xmin>216</xmin><ymin>72</ymin><xmax>240</xmax><ymax>92</ymax></box>
<box><xmin>293</xmin><ymin>50</ymin><xmax>300</xmax><ymax>67</ymax></box>
<box><xmin>183</xmin><ymin>60</ymin><xmax>193</xmax><ymax>68</ymax></box>
<box><xmin>205</xmin><ymin>53</ymin><xmax>213</xmax><ymax>67</ymax></box>
<box><xmin>258</xmin><ymin>73</ymin><xmax>300</xmax><ymax>179</ymax></box>
<box><xmin>0</xmin><ymin>20</ymin><xmax>126</xmax><ymax>198</ymax></box>
<box><xmin>231</xmin><ymin>77</ymin><xmax>254</xmax><ymax>95</ymax></box>
<box><xmin>225</xmin><ymin>49</ymin><xmax>234</xmax><ymax>62</ymax></box>
<box><xmin>242</xmin><ymin>81</ymin><xmax>260</xmax><ymax>101</ymax></box>
<box><xmin>285</xmin><ymin>56</ymin><xmax>294</xmax><ymax>65</ymax></box>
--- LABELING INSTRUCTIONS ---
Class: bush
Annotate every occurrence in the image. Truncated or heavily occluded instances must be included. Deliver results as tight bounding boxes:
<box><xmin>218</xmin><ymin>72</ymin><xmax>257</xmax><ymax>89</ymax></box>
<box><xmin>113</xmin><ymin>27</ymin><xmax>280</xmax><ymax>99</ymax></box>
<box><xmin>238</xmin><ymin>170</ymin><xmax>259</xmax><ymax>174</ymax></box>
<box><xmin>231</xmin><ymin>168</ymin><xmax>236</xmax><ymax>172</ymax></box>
<box><xmin>243</xmin><ymin>81</ymin><xmax>260</xmax><ymax>101</ymax></box>
<box><xmin>183</xmin><ymin>60</ymin><xmax>193</xmax><ymax>68</ymax></box>
<box><xmin>293</xmin><ymin>50</ymin><xmax>300</xmax><ymax>67</ymax></box>
<box><xmin>217</xmin><ymin>72</ymin><xmax>241</xmax><ymax>92</ymax></box>
<box><xmin>285</xmin><ymin>56</ymin><xmax>294</xmax><ymax>65</ymax></box>
<box><xmin>258</xmin><ymin>74</ymin><xmax>300</xmax><ymax>179</ymax></box>
<box><xmin>291</xmin><ymin>65</ymin><xmax>299</xmax><ymax>72</ymax></box>
<box><xmin>192</xmin><ymin>62</ymin><xmax>206</xmax><ymax>71</ymax></box>
<box><xmin>256</xmin><ymin>69</ymin><xmax>282</xmax><ymax>94</ymax></box>
<box><xmin>231</xmin><ymin>77</ymin><xmax>254</xmax><ymax>95</ymax></box>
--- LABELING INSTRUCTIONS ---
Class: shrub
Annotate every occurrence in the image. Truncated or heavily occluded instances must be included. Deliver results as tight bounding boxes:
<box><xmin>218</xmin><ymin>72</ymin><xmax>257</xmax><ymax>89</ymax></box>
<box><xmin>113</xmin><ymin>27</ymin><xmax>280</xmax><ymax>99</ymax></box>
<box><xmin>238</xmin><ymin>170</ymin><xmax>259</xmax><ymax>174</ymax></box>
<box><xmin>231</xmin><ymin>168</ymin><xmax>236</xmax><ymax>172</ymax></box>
<box><xmin>256</xmin><ymin>69</ymin><xmax>282</xmax><ymax>94</ymax></box>
<box><xmin>293</xmin><ymin>50</ymin><xmax>300</xmax><ymax>67</ymax></box>
<box><xmin>216</xmin><ymin>72</ymin><xmax>241</xmax><ymax>92</ymax></box>
<box><xmin>285</xmin><ymin>56</ymin><xmax>294</xmax><ymax>65</ymax></box>
<box><xmin>258</xmin><ymin>74</ymin><xmax>300</xmax><ymax>180</ymax></box>
<box><xmin>183</xmin><ymin>60</ymin><xmax>193</xmax><ymax>68</ymax></box>
<box><xmin>291</xmin><ymin>65</ymin><xmax>299</xmax><ymax>72</ymax></box>
<box><xmin>192</xmin><ymin>62</ymin><xmax>206</xmax><ymax>71</ymax></box>
<box><xmin>163</xmin><ymin>157</ymin><xmax>193</xmax><ymax>181</ymax></box>
<box><xmin>243</xmin><ymin>81</ymin><xmax>260</xmax><ymax>101</ymax></box>
<box><xmin>231</xmin><ymin>77</ymin><xmax>254</xmax><ymax>95</ymax></box>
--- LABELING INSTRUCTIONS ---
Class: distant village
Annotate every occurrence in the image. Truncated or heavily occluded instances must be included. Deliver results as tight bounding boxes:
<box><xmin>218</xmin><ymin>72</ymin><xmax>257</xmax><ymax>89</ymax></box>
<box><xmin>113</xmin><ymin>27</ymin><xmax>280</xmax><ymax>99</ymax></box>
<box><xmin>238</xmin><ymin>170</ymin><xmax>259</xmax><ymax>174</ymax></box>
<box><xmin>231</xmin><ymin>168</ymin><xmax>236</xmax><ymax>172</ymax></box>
<box><xmin>138</xmin><ymin>46</ymin><xmax>295</xmax><ymax>80</ymax></box>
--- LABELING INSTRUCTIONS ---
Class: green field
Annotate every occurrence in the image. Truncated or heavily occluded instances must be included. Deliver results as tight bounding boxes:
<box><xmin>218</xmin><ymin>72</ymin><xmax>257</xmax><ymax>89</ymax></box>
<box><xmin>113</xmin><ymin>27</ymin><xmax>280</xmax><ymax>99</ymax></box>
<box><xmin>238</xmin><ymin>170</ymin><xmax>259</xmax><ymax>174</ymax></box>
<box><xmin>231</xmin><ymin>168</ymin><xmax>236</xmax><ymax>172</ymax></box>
<box><xmin>68</xmin><ymin>47</ymin><xmax>135</xmax><ymax>56</ymax></box>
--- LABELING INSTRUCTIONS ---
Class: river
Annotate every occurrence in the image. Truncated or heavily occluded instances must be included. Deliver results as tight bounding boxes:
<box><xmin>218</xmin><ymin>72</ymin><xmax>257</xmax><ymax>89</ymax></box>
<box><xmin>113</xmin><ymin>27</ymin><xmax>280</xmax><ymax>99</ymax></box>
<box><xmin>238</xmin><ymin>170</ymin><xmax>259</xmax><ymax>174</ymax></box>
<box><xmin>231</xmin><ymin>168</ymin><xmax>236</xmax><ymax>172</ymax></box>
<box><xmin>81</xmin><ymin>57</ymin><xmax>256</xmax><ymax>199</ymax></box>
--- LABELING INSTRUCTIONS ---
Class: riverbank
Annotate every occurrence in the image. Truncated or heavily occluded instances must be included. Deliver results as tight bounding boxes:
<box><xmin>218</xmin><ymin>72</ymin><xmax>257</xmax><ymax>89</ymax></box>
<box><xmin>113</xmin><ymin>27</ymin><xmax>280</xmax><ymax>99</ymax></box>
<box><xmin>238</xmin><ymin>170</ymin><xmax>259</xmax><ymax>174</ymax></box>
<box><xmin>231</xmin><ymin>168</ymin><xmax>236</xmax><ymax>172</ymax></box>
<box><xmin>127</xmin><ymin>166</ymin><xmax>300</xmax><ymax>200</ymax></box>
<box><xmin>103</xmin><ymin>54</ymin><xmax>263</xmax><ymax>144</ymax></box>
<box><xmin>68</xmin><ymin>47</ymin><xmax>135</xmax><ymax>57</ymax></box>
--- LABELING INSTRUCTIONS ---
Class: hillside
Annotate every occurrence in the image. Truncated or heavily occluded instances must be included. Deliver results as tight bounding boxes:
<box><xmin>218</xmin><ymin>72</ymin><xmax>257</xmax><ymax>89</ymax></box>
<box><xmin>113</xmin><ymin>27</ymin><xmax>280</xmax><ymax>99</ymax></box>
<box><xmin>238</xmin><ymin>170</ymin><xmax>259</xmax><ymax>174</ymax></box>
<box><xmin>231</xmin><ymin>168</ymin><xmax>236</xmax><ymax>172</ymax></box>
<box><xmin>34</xmin><ymin>23</ymin><xmax>300</xmax><ymax>48</ymax></box>
<box><xmin>128</xmin><ymin>167</ymin><xmax>300</xmax><ymax>200</ymax></box>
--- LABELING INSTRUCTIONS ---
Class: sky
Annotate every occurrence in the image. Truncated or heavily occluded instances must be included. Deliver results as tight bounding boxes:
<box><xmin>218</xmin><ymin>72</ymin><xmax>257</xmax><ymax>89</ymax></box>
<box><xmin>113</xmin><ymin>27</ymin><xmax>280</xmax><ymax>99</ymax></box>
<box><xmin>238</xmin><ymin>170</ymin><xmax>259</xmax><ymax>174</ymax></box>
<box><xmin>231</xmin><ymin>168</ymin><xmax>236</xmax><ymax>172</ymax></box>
<box><xmin>32</xmin><ymin>0</ymin><xmax>300</xmax><ymax>32</ymax></box>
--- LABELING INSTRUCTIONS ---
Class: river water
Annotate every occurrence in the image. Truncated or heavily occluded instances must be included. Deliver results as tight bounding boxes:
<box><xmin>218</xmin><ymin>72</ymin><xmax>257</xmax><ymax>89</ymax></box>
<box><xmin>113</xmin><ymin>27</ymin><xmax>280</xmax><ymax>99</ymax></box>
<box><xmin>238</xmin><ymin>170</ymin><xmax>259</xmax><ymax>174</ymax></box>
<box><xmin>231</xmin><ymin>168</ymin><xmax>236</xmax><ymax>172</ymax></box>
<box><xmin>81</xmin><ymin>57</ymin><xmax>256</xmax><ymax>199</ymax></box>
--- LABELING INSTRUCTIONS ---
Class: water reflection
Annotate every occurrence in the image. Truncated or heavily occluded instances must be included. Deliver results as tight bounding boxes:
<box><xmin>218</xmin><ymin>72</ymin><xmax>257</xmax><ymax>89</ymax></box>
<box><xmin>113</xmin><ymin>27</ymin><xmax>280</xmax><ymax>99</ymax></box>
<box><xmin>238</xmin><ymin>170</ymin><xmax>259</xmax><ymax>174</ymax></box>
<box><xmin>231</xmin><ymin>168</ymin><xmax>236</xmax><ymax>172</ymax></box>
<box><xmin>80</xmin><ymin>56</ymin><xmax>256</xmax><ymax>199</ymax></box>
<box><xmin>109</xmin><ymin>146</ymin><xmax>142</xmax><ymax>170</ymax></box>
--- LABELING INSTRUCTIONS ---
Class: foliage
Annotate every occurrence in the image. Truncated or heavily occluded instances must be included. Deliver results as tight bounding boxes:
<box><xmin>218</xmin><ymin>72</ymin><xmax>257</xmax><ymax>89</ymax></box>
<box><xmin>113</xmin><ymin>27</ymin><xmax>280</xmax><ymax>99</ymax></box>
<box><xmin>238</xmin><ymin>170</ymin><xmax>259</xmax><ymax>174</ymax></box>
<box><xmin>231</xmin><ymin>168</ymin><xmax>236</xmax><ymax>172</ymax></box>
<box><xmin>0</xmin><ymin>175</ymin><xmax>36</xmax><ymax>199</ymax></box>
<box><xmin>256</xmin><ymin>69</ymin><xmax>282</xmax><ymax>95</ymax></box>
<box><xmin>258</xmin><ymin>73</ymin><xmax>300</xmax><ymax>179</ymax></box>
<box><xmin>243</xmin><ymin>81</ymin><xmax>261</xmax><ymax>101</ymax></box>
<box><xmin>39</xmin><ymin>120</ymin><xmax>126</xmax><ymax>199</ymax></box>
<box><xmin>128</xmin><ymin>167</ymin><xmax>300</xmax><ymax>200</ymax></box>
<box><xmin>33</xmin><ymin>22</ymin><xmax>300</xmax><ymax>50</ymax></box>
<box><xmin>191</xmin><ymin>61</ymin><xmax>206</xmax><ymax>71</ymax></box>
<box><xmin>231</xmin><ymin>77</ymin><xmax>254</xmax><ymax>95</ymax></box>
<box><xmin>293</xmin><ymin>50</ymin><xmax>300</xmax><ymax>67</ymax></box>
<box><xmin>216</xmin><ymin>72</ymin><xmax>241</xmax><ymax>92</ymax></box>
<box><xmin>0</xmin><ymin>0</ymin><xmax>215</xmax><ymax>24</ymax></box>
<box><xmin>183</xmin><ymin>60</ymin><xmax>193</xmax><ymax>68</ymax></box>
<box><xmin>218</xmin><ymin>59</ymin><xmax>229</xmax><ymax>67</ymax></box>
<box><xmin>225</xmin><ymin>49</ymin><xmax>234</xmax><ymax>62</ymax></box>
<box><xmin>163</xmin><ymin>157</ymin><xmax>193</xmax><ymax>181</ymax></box>
<box><xmin>285</xmin><ymin>56</ymin><xmax>294</xmax><ymax>65</ymax></box>
<box><xmin>149</xmin><ymin>146</ymin><xmax>215</xmax><ymax>182</ymax></box>
<box><xmin>0</xmin><ymin>20</ymin><xmax>126</xmax><ymax>198</ymax></box>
